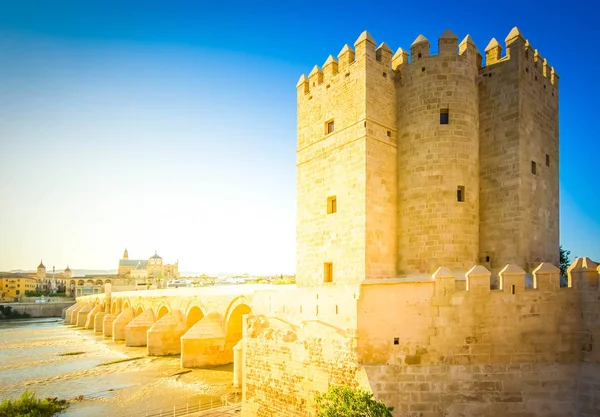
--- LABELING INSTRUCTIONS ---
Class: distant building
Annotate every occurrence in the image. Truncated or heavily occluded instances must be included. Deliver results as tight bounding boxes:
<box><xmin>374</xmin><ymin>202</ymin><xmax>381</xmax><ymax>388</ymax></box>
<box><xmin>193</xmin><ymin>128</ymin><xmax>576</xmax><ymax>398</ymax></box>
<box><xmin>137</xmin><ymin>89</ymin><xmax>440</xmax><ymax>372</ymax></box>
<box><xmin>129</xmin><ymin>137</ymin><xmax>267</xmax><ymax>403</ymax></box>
<box><xmin>0</xmin><ymin>261</ymin><xmax>72</xmax><ymax>300</ymax></box>
<box><xmin>65</xmin><ymin>249</ymin><xmax>180</xmax><ymax>296</ymax></box>
<box><xmin>0</xmin><ymin>273</ymin><xmax>38</xmax><ymax>301</ymax></box>
<box><xmin>118</xmin><ymin>249</ymin><xmax>180</xmax><ymax>285</ymax></box>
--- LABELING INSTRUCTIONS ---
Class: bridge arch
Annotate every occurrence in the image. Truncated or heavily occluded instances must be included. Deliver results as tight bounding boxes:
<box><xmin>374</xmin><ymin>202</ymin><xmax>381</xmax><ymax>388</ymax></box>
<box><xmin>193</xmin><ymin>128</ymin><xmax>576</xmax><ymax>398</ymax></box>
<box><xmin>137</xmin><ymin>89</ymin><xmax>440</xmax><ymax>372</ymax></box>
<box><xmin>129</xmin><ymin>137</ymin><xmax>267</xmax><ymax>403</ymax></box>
<box><xmin>111</xmin><ymin>298</ymin><xmax>122</xmax><ymax>314</ymax></box>
<box><xmin>224</xmin><ymin>297</ymin><xmax>252</xmax><ymax>349</ymax></box>
<box><xmin>185</xmin><ymin>305</ymin><xmax>205</xmax><ymax>330</ymax></box>
<box><xmin>156</xmin><ymin>304</ymin><xmax>170</xmax><ymax>320</ymax></box>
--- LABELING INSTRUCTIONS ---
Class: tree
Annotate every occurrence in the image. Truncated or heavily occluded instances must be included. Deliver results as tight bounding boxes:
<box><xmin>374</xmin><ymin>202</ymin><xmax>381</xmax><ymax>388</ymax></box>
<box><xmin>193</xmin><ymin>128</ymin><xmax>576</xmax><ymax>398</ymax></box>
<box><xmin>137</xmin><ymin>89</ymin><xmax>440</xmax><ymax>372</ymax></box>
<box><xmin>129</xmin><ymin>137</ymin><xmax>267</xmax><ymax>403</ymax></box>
<box><xmin>315</xmin><ymin>386</ymin><xmax>394</xmax><ymax>417</ymax></box>
<box><xmin>560</xmin><ymin>245</ymin><xmax>571</xmax><ymax>278</ymax></box>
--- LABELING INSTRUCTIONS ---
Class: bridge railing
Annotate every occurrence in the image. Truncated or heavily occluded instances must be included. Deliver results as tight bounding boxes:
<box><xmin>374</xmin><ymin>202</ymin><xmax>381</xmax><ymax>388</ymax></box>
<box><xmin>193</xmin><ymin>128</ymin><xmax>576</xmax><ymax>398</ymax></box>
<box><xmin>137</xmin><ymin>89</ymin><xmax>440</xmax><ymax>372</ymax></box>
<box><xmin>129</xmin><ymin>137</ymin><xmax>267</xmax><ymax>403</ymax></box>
<box><xmin>123</xmin><ymin>396</ymin><xmax>240</xmax><ymax>417</ymax></box>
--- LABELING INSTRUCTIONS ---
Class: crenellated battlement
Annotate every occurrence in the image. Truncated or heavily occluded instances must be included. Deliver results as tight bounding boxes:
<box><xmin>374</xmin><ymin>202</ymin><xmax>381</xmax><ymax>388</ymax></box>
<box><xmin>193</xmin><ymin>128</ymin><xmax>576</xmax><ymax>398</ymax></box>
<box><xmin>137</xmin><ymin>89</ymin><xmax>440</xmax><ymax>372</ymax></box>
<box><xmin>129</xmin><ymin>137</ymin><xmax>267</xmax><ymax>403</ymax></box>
<box><xmin>297</xmin><ymin>29</ymin><xmax>485</xmax><ymax>96</ymax></box>
<box><xmin>481</xmin><ymin>26</ymin><xmax>559</xmax><ymax>88</ymax></box>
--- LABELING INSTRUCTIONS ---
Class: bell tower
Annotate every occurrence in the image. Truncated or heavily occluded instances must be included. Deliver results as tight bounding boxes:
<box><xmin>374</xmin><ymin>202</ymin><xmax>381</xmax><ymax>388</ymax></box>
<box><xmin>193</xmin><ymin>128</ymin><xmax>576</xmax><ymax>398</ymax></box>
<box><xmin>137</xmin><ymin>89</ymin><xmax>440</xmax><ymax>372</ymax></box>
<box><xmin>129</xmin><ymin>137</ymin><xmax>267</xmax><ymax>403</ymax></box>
<box><xmin>37</xmin><ymin>260</ymin><xmax>46</xmax><ymax>280</ymax></box>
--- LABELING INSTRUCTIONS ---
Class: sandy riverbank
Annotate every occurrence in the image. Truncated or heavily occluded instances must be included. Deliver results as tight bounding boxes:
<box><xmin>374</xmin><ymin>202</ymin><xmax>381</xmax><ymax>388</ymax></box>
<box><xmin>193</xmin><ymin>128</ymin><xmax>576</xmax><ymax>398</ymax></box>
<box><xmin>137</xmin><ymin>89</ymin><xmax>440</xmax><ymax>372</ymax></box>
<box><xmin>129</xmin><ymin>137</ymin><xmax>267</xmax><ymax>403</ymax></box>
<box><xmin>0</xmin><ymin>318</ymin><xmax>238</xmax><ymax>416</ymax></box>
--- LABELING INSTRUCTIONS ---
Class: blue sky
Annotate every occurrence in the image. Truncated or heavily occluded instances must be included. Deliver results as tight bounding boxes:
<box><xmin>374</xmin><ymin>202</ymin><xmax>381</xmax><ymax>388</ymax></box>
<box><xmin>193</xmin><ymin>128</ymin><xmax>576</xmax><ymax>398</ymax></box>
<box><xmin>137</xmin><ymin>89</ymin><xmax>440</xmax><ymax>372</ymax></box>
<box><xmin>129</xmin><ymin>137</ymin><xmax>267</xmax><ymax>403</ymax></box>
<box><xmin>0</xmin><ymin>0</ymin><xmax>598</xmax><ymax>274</ymax></box>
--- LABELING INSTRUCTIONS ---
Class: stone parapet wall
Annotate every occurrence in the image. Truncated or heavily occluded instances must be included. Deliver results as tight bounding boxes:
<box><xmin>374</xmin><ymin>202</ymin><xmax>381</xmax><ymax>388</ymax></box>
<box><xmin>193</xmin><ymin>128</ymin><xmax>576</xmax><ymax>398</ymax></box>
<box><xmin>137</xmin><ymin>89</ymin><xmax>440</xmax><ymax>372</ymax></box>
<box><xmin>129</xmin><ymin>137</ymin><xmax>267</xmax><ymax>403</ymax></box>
<box><xmin>365</xmin><ymin>363</ymin><xmax>577</xmax><ymax>417</ymax></box>
<box><xmin>241</xmin><ymin>260</ymin><xmax>600</xmax><ymax>416</ymax></box>
<box><xmin>242</xmin><ymin>316</ymin><xmax>361</xmax><ymax>417</ymax></box>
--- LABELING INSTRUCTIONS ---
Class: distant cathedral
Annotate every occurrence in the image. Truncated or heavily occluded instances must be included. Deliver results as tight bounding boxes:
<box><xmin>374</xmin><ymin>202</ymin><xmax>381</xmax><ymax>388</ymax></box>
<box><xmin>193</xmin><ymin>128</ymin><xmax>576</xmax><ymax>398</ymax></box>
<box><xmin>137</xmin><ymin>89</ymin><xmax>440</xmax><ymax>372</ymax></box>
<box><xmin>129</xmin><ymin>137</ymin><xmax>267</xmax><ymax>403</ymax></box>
<box><xmin>117</xmin><ymin>249</ymin><xmax>179</xmax><ymax>281</ymax></box>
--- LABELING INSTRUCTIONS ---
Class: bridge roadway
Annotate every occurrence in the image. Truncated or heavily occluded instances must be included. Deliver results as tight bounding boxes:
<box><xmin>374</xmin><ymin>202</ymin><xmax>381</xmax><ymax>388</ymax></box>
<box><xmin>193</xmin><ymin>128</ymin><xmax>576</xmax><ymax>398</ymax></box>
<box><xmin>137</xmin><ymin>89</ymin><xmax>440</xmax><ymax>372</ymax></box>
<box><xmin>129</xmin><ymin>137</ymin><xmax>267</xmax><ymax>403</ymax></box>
<box><xmin>64</xmin><ymin>284</ymin><xmax>280</xmax><ymax>369</ymax></box>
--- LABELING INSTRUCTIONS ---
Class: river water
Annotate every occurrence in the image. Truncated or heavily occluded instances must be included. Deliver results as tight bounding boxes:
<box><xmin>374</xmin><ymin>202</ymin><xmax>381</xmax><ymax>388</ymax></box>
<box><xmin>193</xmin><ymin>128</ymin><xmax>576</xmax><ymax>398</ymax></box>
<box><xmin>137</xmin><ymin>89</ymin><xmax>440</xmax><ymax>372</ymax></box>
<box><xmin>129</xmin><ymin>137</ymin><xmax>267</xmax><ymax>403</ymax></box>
<box><xmin>0</xmin><ymin>318</ymin><xmax>236</xmax><ymax>416</ymax></box>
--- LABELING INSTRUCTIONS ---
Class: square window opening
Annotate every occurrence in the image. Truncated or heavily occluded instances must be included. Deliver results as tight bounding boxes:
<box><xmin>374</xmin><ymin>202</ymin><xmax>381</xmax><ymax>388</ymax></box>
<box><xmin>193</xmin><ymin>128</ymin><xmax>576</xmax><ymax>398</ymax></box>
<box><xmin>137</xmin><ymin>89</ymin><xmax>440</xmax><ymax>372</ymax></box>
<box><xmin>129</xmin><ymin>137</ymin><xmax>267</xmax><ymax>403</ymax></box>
<box><xmin>325</xmin><ymin>120</ymin><xmax>335</xmax><ymax>135</ymax></box>
<box><xmin>386</xmin><ymin>130</ymin><xmax>391</xmax><ymax>137</ymax></box>
<box><xmin>531</xmin><ymin>161</ymin><xmax>537</xmax><ymax>175</ymax></box>
<box><xmin>485</xmin><ymin>256</ymin><xmax>490</xmax><ymax>263</ymax></box>
<box><xmin>457</xmin><ymin>186</ymin><xmax>465</xmax><ymax>202</ymax></box>
<box><xmin>440</xmin><ymin>109</ymin><xmax>449</xmax><ymax>125</ymax></box>
<box><xmin>327</xmin><ymin>196</ymin><xmax>337</xmax><ymax>214</ymax></box>
<box><xmin>393</xmin><ymin>337</ymin><xmax>399</xmax><ymax>345</ymax></box>
<box><xmin>324</xmin><ymin>263</ymin><xmax>333</xmax><ymax>283</ymax></box>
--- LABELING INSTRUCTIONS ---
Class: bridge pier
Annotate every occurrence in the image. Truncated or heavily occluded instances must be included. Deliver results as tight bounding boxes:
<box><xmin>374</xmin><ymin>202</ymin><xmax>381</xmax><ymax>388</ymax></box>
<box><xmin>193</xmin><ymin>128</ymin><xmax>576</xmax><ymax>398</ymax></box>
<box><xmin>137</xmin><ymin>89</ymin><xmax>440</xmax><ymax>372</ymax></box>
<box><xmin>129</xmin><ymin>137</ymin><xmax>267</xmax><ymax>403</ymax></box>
<box><xmin>113</xmin><ymin>308</ymin><xmax>134</xmax><ymax>341</ymax></box>
<box><xmin>85</xmin><ymin>304</ymin><xmax>102</xmax><ymax>329</ymax></box>
<box><xmin>126</xmin><ymin>309</ymin><xmax>156</xmax><ymax>347</ymax></box>
<box><xmin>103</xmin><ymin>314</ymin><xmax>117</xmax><ymax>337</ymax></box>
<box><xmin>181</xmin><ymin>313</ymin><xmax>228</xmax><ymax>368</ymax></box>
<box><xmin>65</xmin><ymin>302</ymin><xmax>84</xmax><ymax>325</ymax></box>
<box><xmin>75</xmin><ymin>303</ymin><xmax>93</xmax><ymax>327</ymax></box>
<box><xmin>233</xmin><ymin>340</ymin><xmax>243</xmax><ymax>388</ymax></box>
<box><xmin>147</xmin><ymin>310</ymin><xmax>186</xmax><ymax>356</ymax></box>
<box><xmin>94</xmin><ymin>312</ymin><xmax>107</xmax><ymax>333</ymax></box>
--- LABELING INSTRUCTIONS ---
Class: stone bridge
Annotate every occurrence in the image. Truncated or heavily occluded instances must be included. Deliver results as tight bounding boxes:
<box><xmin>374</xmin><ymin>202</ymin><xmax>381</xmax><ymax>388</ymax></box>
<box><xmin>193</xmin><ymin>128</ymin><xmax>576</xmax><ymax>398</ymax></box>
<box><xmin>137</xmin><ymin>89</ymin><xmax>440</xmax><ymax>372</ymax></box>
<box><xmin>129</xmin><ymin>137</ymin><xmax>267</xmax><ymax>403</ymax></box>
<box><xmin>64</xmin><ymin>284</ymin><xmax>277</xmax><ymax>373</ymax></box>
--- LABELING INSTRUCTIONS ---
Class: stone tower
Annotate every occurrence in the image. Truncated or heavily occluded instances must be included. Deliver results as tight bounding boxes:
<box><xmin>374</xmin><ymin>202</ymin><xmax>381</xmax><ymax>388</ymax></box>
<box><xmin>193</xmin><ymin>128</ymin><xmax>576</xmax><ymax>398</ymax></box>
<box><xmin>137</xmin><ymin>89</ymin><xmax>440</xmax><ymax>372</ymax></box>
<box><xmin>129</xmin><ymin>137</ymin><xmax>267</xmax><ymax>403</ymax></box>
<box><xmin>123</xmin><ymin>248</ymin><xmax>129</xmax><ymax>260</ymax></box>
<box><xmin>478</xmin><ymin>28</ymin><xmax>559</xmax><ymax>272</ymax></box>
<box><xmin>37</xmin><ymin>260</ymin><xmax>46</xmax><ymax>280</ymax></box>
<box><xmin>396</xmin><ymin>30</ymin><xmax>481</xmax><ymax>275</ymax></box>
<box><xmin>64</xmin><ymin>265</ymin><xmax>72</xmax><ymax>280</ymax></box>
<box><xmin>295</xmin><ymin>27</ymin><xmax>559</xmax><ymax>286</ymax></box>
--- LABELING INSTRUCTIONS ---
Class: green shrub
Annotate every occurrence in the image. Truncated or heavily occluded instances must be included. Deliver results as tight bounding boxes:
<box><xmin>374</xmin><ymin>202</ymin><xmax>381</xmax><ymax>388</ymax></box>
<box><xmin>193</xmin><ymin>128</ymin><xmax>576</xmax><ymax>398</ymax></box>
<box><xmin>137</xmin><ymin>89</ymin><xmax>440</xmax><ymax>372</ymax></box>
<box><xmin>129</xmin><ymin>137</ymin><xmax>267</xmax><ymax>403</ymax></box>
<box><xmin>0</xmin><ymin>391</ymin><xmax>69</xmax><ymax>417</ymax></box>
<box><xmin>315</xmin><ymin>386</ymin><xmax>393</xmax><ymax>417</ymax></box>
<box><xmin>25</xmin><ymin>291</ymin><xmax>44</xmax><ymax>297</ymax></box>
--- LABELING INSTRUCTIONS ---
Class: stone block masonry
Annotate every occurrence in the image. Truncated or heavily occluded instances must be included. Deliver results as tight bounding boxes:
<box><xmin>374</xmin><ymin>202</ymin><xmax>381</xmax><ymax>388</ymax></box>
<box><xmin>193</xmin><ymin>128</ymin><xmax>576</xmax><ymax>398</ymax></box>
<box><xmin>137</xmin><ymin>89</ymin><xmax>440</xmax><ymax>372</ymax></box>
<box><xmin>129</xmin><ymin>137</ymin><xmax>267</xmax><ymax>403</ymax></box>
<box><xmin>241</xmin><ymin>259</ymin><xmax>600</xmax><ymax>417</ymax></box>
<box><xmin>296</xmin><ymin>27</ymin><xmax>559</xmax><ymax>282</ymax></box>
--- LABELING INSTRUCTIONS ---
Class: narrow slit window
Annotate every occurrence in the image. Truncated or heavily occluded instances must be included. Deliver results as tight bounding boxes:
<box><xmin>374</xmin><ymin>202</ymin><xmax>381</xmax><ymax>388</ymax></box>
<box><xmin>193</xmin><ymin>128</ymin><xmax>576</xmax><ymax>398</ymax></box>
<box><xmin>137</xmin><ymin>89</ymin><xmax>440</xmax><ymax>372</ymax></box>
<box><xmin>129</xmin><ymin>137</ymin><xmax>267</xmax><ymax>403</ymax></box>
<box><xmin>511</xmin><ymin>285</ymin><xmax>516</xmax><ymax>295</ymax></box>
<box><xmin>324</xmin><ymin>263</ymin><xmax>333</xmax><ymax>283</ymax></box>
<box><xmin>457</xmin><ymin>186</ymin><xmax>465</xmax><ymax>202</ymax></box>
<box><xmin>327</xmin><ymin>196</ymin><xmax>337</xmax><ymax>214</ymax></box>
<box><xmin>440</xmin><ymin>109</ymin><xmax>449</xmax><ymax>125</ymax></box>
<box><xmin>325</xmin><ymin>120</ymin><xmax>335</xmax><ymax>135</ymax></box>
<box><xmin>531</xmin><ymin>161</ymin><xmax>537</xmax><ymax>175</ymax></box>
<box><xmin>546</xmin><ymin>154</ymin><xmax>550</xmax><ymax>167</ymax></box>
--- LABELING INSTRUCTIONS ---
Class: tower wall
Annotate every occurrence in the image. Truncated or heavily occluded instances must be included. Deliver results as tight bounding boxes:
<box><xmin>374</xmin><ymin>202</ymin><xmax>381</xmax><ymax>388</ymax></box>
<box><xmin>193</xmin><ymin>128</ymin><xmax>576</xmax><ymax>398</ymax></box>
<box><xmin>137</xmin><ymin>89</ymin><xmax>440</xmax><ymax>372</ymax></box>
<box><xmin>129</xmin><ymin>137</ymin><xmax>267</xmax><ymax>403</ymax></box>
<box><xmin>364</xmin><ymin>41</ymin><xmax>397</xmax><ymax>280</ymax></box>
<box><xmin>518</xmin><ymin>39</ymin><xmax>560</xmax><ymax>269</ymax></box>
<box><xmin>479</xmin><ymin>31</ymin><xmax>559</xmax><ymax>271</ymax></box>
<box><xmin>296</xmin><ymin>46</ymin><xmax>368</xmax><ymax>287</ymax></box>
<box><xmin>396</xmin><ymin>37</ymin><xmax>480</xmax><ymax>275</ymax></box>
<box><xmin>37</xmin><ymin>266</ymin><xmax>46</xmax><ymax>280</ymax></box>
<box><xmin>296</xmin><ymin>32</ymin><xmax>398</xmax><ymax>287</ymax></box>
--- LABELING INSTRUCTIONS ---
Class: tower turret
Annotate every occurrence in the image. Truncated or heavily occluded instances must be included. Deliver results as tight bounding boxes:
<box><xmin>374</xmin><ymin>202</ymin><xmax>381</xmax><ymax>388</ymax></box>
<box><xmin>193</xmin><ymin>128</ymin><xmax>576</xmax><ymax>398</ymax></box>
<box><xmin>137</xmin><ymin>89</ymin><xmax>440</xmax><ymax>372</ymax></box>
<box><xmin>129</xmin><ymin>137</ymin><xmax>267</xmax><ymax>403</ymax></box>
<box><xmin>123</xmin><ymin>248</ymin><xmax>129</xmax><ymax>260</ymax></box>
<box><xmin>37</xmin><ymin>260</ymin><xmax>46</xmax><ymax>280</ymax></box>
<box><xmin>478</xmin><ymin>27</ymin><xmax>559</xmax><ymax>271</ymax></box>
<box><xmin>397</xmin><ymin>29</ymin><xmax>480</xmax><ymax>275</ymax></box>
